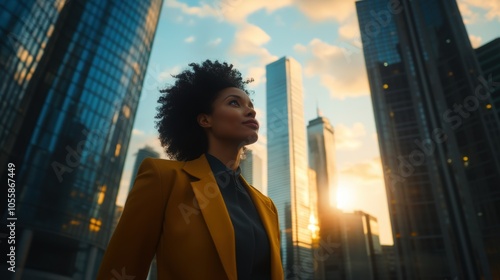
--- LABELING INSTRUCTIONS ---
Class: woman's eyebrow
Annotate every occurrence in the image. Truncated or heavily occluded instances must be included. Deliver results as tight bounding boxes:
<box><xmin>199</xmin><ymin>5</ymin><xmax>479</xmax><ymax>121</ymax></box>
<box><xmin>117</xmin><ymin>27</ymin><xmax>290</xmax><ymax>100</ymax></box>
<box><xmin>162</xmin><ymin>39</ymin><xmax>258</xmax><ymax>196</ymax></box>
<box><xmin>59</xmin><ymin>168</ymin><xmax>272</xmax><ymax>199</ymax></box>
<box><xmin>224</xmin><ymin>94</ymin><xmax>254</xmax><ymax>107</ymax></box>
<box><xmin>224</xmin><ymin>94</ymin><xmax>242</xmax><ymax>100</ymax></box>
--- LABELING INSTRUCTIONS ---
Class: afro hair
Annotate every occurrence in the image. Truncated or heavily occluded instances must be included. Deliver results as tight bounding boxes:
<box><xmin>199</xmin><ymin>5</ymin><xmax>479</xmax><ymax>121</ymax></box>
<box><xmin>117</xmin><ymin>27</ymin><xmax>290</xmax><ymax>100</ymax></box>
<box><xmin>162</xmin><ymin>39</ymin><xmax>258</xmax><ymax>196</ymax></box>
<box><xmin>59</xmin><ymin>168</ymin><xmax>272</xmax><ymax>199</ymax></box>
<box><xmin>155</xmin><ymin>59</ymin><xmax>253</xmax><ymax>161</ymax></box>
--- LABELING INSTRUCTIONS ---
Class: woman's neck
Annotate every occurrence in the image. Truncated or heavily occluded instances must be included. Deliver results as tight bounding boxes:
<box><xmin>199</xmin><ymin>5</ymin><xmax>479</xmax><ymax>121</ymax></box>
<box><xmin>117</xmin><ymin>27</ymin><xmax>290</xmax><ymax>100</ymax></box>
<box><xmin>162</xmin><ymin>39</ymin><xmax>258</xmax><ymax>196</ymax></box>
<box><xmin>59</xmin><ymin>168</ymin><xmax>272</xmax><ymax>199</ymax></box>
<box><xmin>206</xmin><ymin>142</ymin><xmax>242</xmax><ymax>171</ymax></box>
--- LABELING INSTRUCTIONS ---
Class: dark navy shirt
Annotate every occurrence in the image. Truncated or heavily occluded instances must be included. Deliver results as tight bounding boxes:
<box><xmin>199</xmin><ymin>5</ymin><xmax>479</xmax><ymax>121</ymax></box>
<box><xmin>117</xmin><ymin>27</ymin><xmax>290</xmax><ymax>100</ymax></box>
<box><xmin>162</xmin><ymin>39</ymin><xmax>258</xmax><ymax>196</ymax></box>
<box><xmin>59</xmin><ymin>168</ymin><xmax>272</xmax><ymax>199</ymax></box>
<box><xmin>205</xmin><ymin>153</ymin><xmax>271</xmax><ymax>280</ymax></box>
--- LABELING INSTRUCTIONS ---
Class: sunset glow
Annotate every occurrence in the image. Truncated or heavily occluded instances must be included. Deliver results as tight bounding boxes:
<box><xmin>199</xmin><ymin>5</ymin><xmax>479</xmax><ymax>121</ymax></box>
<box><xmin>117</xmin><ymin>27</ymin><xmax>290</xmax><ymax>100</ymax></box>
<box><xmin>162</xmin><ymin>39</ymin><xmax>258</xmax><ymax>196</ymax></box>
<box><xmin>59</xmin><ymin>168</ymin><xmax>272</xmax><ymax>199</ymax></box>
<box><xmin>336</xmin><ymin>181</ymin><xmax>355</xmax><ymax>211</ymax></box>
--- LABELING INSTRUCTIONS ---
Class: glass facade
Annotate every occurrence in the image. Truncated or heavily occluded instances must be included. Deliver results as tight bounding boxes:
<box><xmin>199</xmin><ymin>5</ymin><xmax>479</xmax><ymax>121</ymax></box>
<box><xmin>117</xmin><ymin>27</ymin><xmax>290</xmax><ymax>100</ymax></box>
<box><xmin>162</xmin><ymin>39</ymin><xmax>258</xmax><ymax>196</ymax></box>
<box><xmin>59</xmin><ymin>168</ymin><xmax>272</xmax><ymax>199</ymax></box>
<box><xmin>266</xmin><ymin>56</ymin><xmax>314</xmax><ymax>279</ymax></box>
<box><xmin>0</xmin><ymin>0</ymin><xmax>163</xmax><ymax>279</ymax></box>
<box><xmin>475</xmin><ymin>37</ymin><xmax>500</xmax><ymax>279</ymax></box>
<box><xmin>340</xmin><ymin>211</ymin><xmax>383</xmax><ymax>280</ymax></box>
<box><xmin>240</xmin><ymin>149</ymin><xmax>266</xmax><ymax>194</ymax></box>
<box><xmin>307</xmin><ymin>116</ymin><xmax>342</xmax><ymax>279</ymax></box>
<box><xmin>307</xmin><ymin>116</ymin><xmax>337</xmax><ymax>219</ymax></box>
<box><xmin>356</xmin><ymin>0</ymin><xmax>500</xmax><ymax>279</ymax></box>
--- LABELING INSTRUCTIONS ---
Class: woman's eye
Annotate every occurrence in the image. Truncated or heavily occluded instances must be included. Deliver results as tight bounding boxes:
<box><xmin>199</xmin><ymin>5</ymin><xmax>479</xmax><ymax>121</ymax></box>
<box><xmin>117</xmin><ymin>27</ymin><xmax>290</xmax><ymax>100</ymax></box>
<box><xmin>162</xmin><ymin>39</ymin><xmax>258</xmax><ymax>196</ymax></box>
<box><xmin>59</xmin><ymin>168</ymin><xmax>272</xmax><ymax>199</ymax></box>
<box><xmin>229</xmin><ymin>100</ymin><xmax>239</xmax><ymax>106</ymax></box>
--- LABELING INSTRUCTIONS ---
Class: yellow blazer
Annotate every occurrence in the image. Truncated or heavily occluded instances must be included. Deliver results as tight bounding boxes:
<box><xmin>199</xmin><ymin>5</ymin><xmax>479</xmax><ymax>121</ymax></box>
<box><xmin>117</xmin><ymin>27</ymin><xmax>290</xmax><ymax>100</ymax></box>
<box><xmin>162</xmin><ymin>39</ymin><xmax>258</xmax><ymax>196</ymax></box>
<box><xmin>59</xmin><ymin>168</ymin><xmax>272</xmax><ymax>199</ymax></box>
<box><xmin>97</xmin><ymin>154</ymin><xmax>283</xmax><ymax>280</ymax></box>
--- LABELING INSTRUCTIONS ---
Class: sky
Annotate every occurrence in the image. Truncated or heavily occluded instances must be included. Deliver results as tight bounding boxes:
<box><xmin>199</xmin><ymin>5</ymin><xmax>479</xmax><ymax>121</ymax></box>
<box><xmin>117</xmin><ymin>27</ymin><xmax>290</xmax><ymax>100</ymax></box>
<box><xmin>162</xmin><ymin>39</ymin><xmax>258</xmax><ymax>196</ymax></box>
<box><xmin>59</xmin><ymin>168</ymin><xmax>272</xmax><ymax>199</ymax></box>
<box><xmin>115</xmin><ymin>0</ymin><xmax>500</xmax><ymax>245</ymax></box>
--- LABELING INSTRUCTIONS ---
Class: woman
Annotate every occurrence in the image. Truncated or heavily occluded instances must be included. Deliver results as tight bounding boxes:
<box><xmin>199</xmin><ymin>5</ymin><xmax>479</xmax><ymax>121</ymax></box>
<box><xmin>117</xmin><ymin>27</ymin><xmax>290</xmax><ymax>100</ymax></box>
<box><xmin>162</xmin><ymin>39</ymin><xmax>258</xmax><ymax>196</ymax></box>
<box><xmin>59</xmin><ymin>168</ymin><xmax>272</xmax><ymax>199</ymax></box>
<box><xmin>96</xmin><ymin>60</ymin><xmax>283</xmax><ymax>280</ymax></box>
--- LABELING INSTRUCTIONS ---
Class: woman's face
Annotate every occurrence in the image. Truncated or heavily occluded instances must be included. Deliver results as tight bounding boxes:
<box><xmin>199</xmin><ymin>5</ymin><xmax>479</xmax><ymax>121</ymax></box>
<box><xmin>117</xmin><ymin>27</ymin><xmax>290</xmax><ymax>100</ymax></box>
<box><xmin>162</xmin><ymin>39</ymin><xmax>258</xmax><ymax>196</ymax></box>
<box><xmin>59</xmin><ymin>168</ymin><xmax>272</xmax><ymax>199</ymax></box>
<box><xmin>199</xmin><ymin>87</ymin><xmax>259</xmax><ymax>146</ymax></box>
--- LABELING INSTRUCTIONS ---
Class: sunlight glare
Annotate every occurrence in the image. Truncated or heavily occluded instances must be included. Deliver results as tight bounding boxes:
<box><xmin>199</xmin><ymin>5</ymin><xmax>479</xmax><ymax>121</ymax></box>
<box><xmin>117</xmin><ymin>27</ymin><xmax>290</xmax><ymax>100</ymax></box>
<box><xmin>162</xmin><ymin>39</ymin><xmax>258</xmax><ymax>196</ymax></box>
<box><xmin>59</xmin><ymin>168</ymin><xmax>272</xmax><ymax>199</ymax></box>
<box><xmin>336</xmin><ymin>185</ymin><xmax>354</xmax><ymax>211</ymax></box>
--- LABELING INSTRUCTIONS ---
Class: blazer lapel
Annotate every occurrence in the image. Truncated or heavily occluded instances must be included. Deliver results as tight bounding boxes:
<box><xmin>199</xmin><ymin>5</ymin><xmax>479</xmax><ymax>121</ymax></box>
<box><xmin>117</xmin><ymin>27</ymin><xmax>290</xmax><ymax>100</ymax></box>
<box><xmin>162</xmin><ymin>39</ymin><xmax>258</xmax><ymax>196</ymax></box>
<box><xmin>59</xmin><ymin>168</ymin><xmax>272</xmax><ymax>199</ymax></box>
<box><xmin>239</xmin><ymin>176</ymin><xmax>283</xmax><ymax>280</ymax></box>
<box><xmin>182</xmin><ymin>154</ymin><xmax>237</xmax><ymax>280</ymax></box>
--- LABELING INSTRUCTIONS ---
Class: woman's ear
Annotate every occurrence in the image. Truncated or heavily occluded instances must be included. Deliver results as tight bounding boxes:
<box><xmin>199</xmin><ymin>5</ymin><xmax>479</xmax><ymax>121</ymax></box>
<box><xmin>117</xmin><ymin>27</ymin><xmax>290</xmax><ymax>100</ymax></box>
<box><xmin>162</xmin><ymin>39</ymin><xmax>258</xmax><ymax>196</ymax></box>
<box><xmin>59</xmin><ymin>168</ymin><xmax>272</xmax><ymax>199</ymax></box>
<box><xmin>197</xmin><ymin>113</ymin><xmax>211</xmax><ymax>128</ymax></box>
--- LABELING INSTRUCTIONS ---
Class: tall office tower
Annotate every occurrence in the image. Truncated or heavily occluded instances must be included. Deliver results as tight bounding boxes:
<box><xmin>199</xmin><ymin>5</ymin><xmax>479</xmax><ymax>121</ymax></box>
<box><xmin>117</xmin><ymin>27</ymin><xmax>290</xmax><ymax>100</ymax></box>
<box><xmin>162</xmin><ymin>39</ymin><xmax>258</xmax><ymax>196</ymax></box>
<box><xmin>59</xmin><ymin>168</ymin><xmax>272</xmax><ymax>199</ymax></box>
<box><xmin>475</xmin><ymin>38</ymin><xmax>500</xmax><ymax>160</ymax></box>
<box><xmin>128</xmin><ymin>145</ymin><xmax>160</xmax><ymax>193</ymax></box>
<box><xmin>307</xmin><ymin>113</ymin><xmax>342</xmax><ymax>279</ymax></box>
<box><xmin>266</xmin><ymin>56</ymin><xmax>314</xmax><ymax>279</ymax></box>
<box><xmin>340</xmin><ymin>211</ymin><xmax>384</xmax><ymax>280</ymax></box>
<box><xmin>241</xmin><ymin>139</ymin><xmax>267</xmax><ymax>194</ymax></box>
<box><xmin>307</xmin><ymin>112</ymin><xmax>337</xmax><ymax>219</ymax></box>
<box><xmin>240</xmin><ymin>148</ymin><xmax>267</xmax><ymax>194</ymax></box>
<box><xmin>0</xmin><ymin>0</ymin><xmax>163</xmax><ymax>279</ymax></box>
<box><xmin>356</xmin><ymin>0</ymin><xmax>500</xmax><ymax>279</ymax></box>
<box><xmin>381</xmin><ymin>245</ymin><xmax>400</xmax><ymax>280</ymax></box>
<box><xmin>307</xmin><ymin>168</ymin><xmax>321</xmax><ymax>280</ymax></box>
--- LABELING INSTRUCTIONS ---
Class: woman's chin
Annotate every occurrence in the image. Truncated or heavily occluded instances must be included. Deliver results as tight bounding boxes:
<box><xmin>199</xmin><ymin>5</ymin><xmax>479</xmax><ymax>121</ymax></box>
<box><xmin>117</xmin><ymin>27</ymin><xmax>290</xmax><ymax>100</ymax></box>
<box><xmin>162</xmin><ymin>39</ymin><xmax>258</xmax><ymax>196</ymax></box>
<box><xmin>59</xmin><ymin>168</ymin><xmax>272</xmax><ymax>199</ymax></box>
<box><xmin>241</xmin><ymin>133</ymin><xmax>258</xmax><ymax>145</ymax></box>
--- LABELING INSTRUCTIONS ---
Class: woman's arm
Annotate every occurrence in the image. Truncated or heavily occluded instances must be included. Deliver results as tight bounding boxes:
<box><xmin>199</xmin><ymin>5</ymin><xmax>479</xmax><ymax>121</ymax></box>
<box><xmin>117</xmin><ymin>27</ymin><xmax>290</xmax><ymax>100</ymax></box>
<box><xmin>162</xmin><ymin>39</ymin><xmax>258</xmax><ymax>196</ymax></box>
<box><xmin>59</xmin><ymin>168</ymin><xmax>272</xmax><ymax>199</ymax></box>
<box><xmin>96</xmin><ymin>158</ymin><xmax>166</xmax><ymax>280</ymax></box>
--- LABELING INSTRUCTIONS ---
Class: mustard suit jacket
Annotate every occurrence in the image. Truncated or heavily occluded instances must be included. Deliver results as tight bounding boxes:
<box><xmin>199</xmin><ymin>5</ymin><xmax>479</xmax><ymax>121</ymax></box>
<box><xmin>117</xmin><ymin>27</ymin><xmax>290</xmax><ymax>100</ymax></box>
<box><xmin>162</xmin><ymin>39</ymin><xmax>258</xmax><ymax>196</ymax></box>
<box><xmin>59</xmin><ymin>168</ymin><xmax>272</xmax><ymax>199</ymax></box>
<box><xmin>96</xmin><ymin>154</ymin><xmax>284</xmax><ymax>280</ymax></box>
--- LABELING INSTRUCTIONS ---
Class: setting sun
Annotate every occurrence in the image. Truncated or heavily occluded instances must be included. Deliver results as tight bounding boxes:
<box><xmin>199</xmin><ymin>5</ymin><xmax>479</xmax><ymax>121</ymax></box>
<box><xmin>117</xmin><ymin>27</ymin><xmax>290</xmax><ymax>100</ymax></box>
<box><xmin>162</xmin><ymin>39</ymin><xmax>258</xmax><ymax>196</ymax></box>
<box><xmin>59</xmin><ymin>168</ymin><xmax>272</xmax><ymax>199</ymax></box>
<box><xmin>336</xmin><ymin>183</ymin><xmax>355</xmax><ymax>211</ymax></box>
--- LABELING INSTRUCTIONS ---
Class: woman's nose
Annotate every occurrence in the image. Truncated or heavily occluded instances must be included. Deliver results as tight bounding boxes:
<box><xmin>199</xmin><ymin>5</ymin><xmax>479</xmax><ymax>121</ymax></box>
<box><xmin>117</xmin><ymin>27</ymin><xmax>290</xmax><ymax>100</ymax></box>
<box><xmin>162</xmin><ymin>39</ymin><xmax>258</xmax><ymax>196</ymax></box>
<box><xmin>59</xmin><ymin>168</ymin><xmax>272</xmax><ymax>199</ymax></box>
<box><xmin>247</xmin><ymin>107</ymin><xmax>256</xmax><ymax>117</ymax></box>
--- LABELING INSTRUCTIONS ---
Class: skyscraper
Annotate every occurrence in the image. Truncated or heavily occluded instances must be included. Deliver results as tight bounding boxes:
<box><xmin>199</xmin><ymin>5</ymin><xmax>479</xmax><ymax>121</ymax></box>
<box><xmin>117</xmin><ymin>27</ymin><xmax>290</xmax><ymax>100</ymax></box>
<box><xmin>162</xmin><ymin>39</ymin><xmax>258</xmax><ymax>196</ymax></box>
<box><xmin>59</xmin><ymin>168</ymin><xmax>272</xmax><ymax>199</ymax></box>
<box><xmin>356</xmin><ymin>0</ymin><xmax>500</xmax><ymax>278</ymax></box>
<box><xmin>307</xmin><ymin>113</ymin><xmax>343</xmax><ymax>279</ymax></box>
<box><xmin>475</xmin><ymin>38</ymin><xmax>500</xmax><ymax>161</ymax></box>
<box><xmin>128</xmin><ymin>145</ymin><xmax>160</xmax><ymax>194</ymax></box>
<box><xmin>0</xmin><ymin>0</ymin><xmax>163</xmax><ymax>279</ymax></box>
<box><xmin>266</xmin><ymin>56</ymin><xmax>314</xmax><ymax>279</ymax></box>
<box><xmin>240</xmin><ymin>144</ymin><xmax>267</xmax><ymax>194</ymax></box>
<box><xmin>307</xmin><ymin>112</ymin><xmax>337</xmax><ymax>225</ymax></box>
<box><xmin>381</xmin><ymin>245</ymin><xmax>400</xmax><ymax>280</ymax></box>
<box><xmin>340</xmin><ymin>211</ymin><xmax>384</xmax><ymax>280</ymax></box>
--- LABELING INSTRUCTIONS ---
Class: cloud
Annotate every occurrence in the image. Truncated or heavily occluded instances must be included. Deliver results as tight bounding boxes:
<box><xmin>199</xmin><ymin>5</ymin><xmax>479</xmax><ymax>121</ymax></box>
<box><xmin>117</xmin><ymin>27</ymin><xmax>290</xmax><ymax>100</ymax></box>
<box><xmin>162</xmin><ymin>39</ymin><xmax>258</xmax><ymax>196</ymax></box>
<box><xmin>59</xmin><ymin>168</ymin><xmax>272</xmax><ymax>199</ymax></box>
<box><xmin>335</xmin><ymin>156</ymin><xmax>391</xmax><ymax>244</ymax></box>
<box><xmin>340</xmin><ymin>157</ymin><xmax>383</xmax><ymax>182</ymax></box>
<box><xmin>218</xmin><ymin>0</ymin><xmax>292</xmax><ymax>24</ymax></box>
<box><xmin>132</xmin><ymin>129</ymin><xmax>144</xmax><ymax>136</ymax></box>
<box><xmin>457</xmin><ymin>1</ymin><xmax>478</xmax><ymax>24</ymax></box>
<box><xmin>293</xmin><ymin>43</ymin><xmax>307</xmax><ymax>53</ymax></box>
<box><xmin>207</xmin><ymin>37</ymin><xmax>222</xmax><ymax>47</ymax></box>
<box><xmin>158</xmin><ymin>65</ymin><xmax>182</xmax><ymax>82</ymax></box>
<box><xmin>166</xmin><ymin>0</ymin><xmax>291</xmax><ymax>24</ymax></box>
<box><xmin>165</xmin><ymin>0</ymin><xmax>285</xmax><ymax>85</ymax></box>
<box><xmin>460</xmin><ymin>0</ymin><xmax>500</xmax><ymax>21</ymax></box>
<box><xmin>246</xmin><ymin>66</ymin><xmax>266</xmax><ymax>87</ymax></box>
<box><xmin>184</xmin><ymin>36</ymin><xmax>195</xmax><ymax>43</ymax></box>
<box><xmin>165</xmin><ymin>0</ymin><xmax>219</xmax><ymax>18</ymax></box>
<box><xmin>469</xmin><ymin>34</ymin><xmax>482</xmax><ymax>48</ymax></box>
<box><xmin>338</xmin><ymin>16</ymin><xmax>360</xmax><ymax>41</ymax></box>
<box><xmin>230</xmin><ymin>24</ymin><xmax>278</xmax><ymax>64</ymax></box>
<box><xmin>301</xmin><ymin>38</ymin><xmax>369</xmax><ymax>99</ymax></box>
<box><xmin>335</xmin><ymin>122</ymin><xmax>367</xmax><ymax>151</ymax></box>
<box><xmin>294</xmin><ymin>0</ymin><xmax>356</xmax><ymax>22</ymax></box>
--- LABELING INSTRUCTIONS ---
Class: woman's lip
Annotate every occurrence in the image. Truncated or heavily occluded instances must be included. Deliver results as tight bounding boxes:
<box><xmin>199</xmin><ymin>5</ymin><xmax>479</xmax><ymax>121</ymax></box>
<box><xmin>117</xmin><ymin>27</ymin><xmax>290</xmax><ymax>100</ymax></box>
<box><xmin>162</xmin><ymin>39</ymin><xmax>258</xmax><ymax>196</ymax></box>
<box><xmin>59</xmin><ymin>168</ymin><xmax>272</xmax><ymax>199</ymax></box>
<box><xmin>243</xmin><ymin>122</ymin><xmax>259</xmax><ymax>129</ymax></box>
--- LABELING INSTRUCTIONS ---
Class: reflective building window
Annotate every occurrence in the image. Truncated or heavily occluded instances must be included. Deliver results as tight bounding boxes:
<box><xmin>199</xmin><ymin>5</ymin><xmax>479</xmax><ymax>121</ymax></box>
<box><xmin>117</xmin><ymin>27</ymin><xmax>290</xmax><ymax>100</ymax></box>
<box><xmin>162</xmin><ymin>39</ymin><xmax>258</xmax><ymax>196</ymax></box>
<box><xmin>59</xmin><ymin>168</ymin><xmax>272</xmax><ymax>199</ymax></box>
<box><xmin>0</xmin><ymin>0</ymin><xmax>164</xmax><ymax>278</ymax></box>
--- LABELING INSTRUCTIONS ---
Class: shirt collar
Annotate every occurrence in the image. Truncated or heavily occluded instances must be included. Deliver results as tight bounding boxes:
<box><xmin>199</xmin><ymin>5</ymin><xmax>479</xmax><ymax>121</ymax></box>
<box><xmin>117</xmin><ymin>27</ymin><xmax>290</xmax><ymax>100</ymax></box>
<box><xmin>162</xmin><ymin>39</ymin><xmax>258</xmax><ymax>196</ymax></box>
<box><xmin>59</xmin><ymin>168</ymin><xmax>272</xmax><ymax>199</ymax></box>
<box><xmin>205</xmin><ymin>153</ymin><xmax>241</xmax><ymax>177</ymax></box>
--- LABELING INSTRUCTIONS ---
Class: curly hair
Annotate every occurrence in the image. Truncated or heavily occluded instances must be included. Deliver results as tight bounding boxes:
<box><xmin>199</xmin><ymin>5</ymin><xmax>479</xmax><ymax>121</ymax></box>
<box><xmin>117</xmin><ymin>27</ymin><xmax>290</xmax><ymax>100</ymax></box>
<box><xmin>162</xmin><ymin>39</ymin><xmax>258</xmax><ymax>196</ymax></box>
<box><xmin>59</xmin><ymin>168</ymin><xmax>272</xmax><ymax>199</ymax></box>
<box><xmin>155</xmin><ymin>60</ymin><xmax>253</xmax><ymax>161</ymax></box>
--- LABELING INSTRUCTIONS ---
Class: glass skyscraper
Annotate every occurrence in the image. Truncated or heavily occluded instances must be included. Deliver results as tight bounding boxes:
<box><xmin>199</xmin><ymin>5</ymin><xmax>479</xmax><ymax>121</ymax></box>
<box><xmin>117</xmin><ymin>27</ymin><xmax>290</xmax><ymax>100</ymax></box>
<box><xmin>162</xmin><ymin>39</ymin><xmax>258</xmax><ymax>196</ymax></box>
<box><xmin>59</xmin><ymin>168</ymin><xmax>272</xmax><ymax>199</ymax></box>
<box><xmin>476</xmin><ymin>38</ymin><xmax>500</xmax><ymax>168</ymax></box>
<box><xmin>356</xmin><ymin>0</ymin><xmax>500</xmax><ymax>279</ymax></box>
<box><xmin>307</xmin><ymin>114</ymin><xmax>343</xmax><ymax>279</ymax></box>
<box><xmin>266</xmin><ymin>56</ymin><xmax>314</xmax><ymax>279</ymax></box>
<box><xmin>340</xmin><ymin>211</ymin><xmax>384</xmax><ymax>280</ymax></box>
<box><xmin>0</xmin><ymin>0</ymin><xmax>163</xmax><ymax>279</ymax></box>
<box><xmin>240</xmin><ymin>148</ymin><xmax>267</xmax><ymax>194</ymax></box>
<box><xmin>307</xmin><ymin>114</ymin><xmax>337</xmax><ymax>221</ymax></box>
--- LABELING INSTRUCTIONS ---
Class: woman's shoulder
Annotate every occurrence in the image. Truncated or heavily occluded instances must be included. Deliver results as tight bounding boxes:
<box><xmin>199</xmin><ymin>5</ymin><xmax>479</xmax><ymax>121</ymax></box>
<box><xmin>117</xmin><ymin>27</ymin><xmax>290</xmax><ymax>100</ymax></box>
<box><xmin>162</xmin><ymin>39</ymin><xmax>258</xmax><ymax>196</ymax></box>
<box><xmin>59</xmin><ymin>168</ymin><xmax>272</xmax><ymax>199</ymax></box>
<box><xmin>142</xmin><ymin>157</ymin><xmax>185</xmax><ymax>171</ymax></box>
